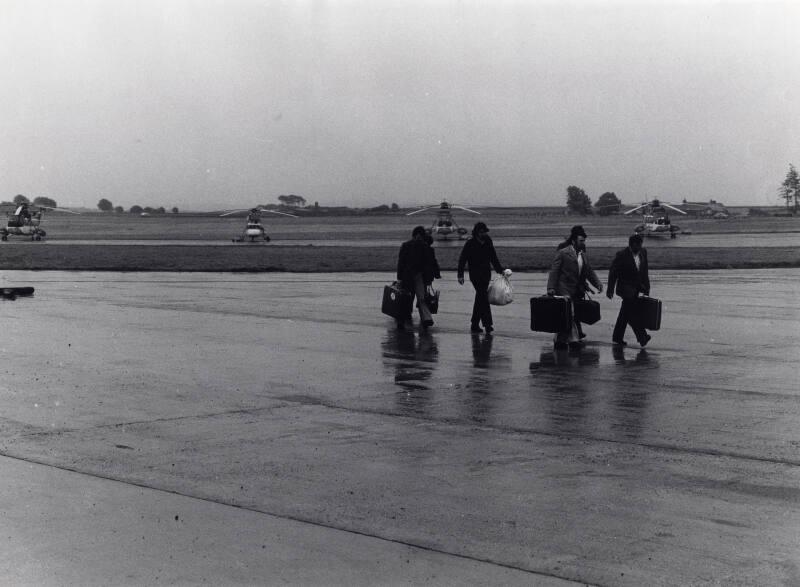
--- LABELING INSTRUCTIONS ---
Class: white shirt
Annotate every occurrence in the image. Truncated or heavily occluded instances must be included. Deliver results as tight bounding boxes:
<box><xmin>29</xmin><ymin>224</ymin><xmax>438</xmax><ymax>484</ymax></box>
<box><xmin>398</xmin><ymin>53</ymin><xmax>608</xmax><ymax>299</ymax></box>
<box><xmin>633</xmin><ymin>251</ymin><xmax>641</xmax><ymax>271</ymax></box>
<box><xmin>577</xmin><ymin>250</ymin><xmax>584</xmax><ymax>274</ymax></box>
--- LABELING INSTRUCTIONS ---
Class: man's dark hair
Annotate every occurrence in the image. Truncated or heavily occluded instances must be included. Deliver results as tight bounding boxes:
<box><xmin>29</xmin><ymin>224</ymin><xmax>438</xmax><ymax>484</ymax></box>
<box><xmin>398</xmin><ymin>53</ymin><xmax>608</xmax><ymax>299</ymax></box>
<box><xmin>412</xmin><ymin>225</ymin><xmax>427</xmax><ymax>238</ymax></box>
<box><xmin>569</xmin><ymin>225</ymin><xmax>587</xmax><ymax>240</ymax></box>
<box><xmin>472</xmin><ymin>221</ymin><xmax>489</xmax><ymax>237</ymax></box>
<box><xmin>629</xmin><ymin>234</ymin><xmax>643</xmax><ymax>247</ymax></box>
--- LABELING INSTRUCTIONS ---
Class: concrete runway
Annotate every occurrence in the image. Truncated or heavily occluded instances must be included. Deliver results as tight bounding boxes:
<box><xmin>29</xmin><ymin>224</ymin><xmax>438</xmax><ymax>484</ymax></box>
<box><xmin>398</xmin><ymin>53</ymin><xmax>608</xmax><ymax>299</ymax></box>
<box><xmin>0</xmin><ymin>268</ymin><xmax>798</xmax><ymax>586</ymax></box>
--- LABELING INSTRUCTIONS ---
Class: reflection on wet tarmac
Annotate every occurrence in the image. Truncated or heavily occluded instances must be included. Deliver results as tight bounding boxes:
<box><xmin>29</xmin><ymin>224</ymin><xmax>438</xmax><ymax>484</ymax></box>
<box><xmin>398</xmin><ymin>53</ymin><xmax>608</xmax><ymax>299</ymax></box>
<box><xmin>612</xmin><ymin>346</ymin><xmax>654</xmax><ymax>365</ymax></box>
<box><xmin>530</xmin><ymin>345</ymin><xmax>601</xmax><ymax>370</ymax></box>
<box><xmin>381</xmin><ymin>329</ymin><xmax>439</xmax><ymax>416</ymax></box>
<box><xmin>470</xmin><ymin>333</ymin><xmax>494</xmax><ymax>368</ymax></box>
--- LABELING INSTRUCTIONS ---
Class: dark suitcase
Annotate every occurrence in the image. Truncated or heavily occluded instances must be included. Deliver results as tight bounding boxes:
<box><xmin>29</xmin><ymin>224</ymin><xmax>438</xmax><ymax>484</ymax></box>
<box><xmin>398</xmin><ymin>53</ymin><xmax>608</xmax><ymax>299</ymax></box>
<box><xmin>634</xmin><ymin>296</ymin><xmax>662</xmax><ymax>331</ymax></box>
<box><xmin>382</xmin><ymin>283</ymin><xmax>413</xmax><ymax>320</ymax></box>
<box><xmin>530</xmin><ymin>296</ymin><xmax>573</xmax><ymax>333</ymax></box>
<box><xmin>424</xmin><ymin>288</ymin><xmax>439</xmax><ymax>315</ymax></box>
<box><xmin>574</xmin><ymin>299</ymin><xmax>601</xmax><ymax>325</ymax></box>
<box><xmin>1</xmin><ymin>286</ymin><xmax>34</xmax><ymax>297</ymax></box>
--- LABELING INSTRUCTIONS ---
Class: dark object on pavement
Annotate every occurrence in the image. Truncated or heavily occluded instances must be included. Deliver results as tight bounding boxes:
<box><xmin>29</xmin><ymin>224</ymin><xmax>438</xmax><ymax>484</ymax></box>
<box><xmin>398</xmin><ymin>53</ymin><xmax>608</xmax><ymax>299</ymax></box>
<box><xmin>574</xmin><ymin>299</ymin><xmax>601</xmax><ymax>325</ymax></box>
<box><xmin>530</xmin><ymin>296</ymin><xmax>573</xmax><ymax>333</ymax></box>
<box><xmin>1</xmin><ymin>286</ymin><xmax>35</xmax><ymax>300</ymax></box>
<box><xmin>424</xmin><ymin>288</ymin><xmax>439</xmax><ymax>314</ymax></box>
<box><xmin>633</xmin><ymin>296</ymin><xmax>662</xmax><ymax>331</ymax></box>
<box><xmin>381</xmin><ymin>282</ymin><xmax>412</xmax><ymax>320</ymax></box>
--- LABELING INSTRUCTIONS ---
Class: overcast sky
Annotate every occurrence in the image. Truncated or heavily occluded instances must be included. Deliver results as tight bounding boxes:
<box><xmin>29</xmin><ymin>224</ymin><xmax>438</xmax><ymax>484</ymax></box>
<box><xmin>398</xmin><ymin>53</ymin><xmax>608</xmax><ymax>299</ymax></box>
<box><xmin>1</xmin><ymin>0</ymin><xmax>798</xmax><ymax>211</ymax></box>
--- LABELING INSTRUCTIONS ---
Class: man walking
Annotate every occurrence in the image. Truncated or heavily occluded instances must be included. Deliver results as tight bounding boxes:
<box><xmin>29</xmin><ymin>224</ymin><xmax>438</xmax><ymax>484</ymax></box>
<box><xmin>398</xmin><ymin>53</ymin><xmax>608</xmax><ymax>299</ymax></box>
<box><xmin>396</xmin><ymin>226</ymin><xmax>435</xmax><ymax>330</ymax></box>
<box><xmin>607</xmin><ymin>234</ymin><xmax>651</xmax><ymax>347</ymax></box>
<box><xmin>547</xmin><ymin>225</ymin><xmax>603</xmax><ymax>349</ymax></box>
<box><xmin>457</xmin><ymin>222</ymin><xmax>505</xmax><ymax>333</ymax></box>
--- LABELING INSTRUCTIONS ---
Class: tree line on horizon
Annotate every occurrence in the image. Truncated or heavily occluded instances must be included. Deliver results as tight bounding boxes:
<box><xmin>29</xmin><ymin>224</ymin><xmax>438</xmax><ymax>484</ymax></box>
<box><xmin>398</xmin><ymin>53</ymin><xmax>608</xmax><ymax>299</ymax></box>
<box><xmin>8</xmin><ymin>167</ymin><xmax>796</xmax><ymax>215</ymax></box>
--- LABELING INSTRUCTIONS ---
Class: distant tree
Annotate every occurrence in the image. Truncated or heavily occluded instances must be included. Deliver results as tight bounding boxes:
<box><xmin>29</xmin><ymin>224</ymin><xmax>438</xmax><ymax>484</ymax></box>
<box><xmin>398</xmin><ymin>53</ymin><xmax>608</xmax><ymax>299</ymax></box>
<box><xmin>143</xmin><ymin>206</ymin><xmax>155</xmax><ymax>214</ymax></box>
<box><xmin>594</xmin><ymin>192</ymin><xmax>621</xmax><ymax>215</ymax></box>
<box><xmin>779</xmin><ymin>164</ymin><xmax>799</xmax><ymax>213</ymax></box>
<box><xmin>114</xmin><ymin>206</ymin><xmax>124</xmax><ymax>213</ymax></box>
<box><xmin>97</xmin><ymin>198</ymin><xmax>113</xmax><ymax>212</ymax></box>
<box><xmin>391</xmin><ymin>203</ymin><xmax>399</xmax><ymax>211</ymax></box>
<box><xmin>13</xmin><ymin>194</ymin><xmax>29</xmax><ymax>205</ymax></box>
<box><xmin>566</xmin><ymin>186</ymin><xmax>592</xmax><ymax>215</ymax></box>
<box><xmin>33</xmin><ymin>196</ymin><xmax>57</xmax><ymax>208</ymax></box>
<box><xmin>130</xmin><ymin>205</ymin><xmax>143</xmax><ymax>214</ymax></box>
<box><xmin>277</xmin><ymin>194</ymin><xmax>306</xmax><ymax>207</ymax></box>
<box><xmin>156</xmin><ymin>206</ymin><xmax>166</xmax><ymax>214</ymax></box>
<box><xmin>171</xmin><ymin>207</ymin><xmax>179</xmax><ymax>214</ymax></box>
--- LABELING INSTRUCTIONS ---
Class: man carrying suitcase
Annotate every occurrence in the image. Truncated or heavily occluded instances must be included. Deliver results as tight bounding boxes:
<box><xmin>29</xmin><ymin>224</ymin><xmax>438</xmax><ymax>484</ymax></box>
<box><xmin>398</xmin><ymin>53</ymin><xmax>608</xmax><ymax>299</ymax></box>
<box><xmin>547</xmin><ymin>225</ymin><xmax>603</xmax><ymax>349</ymax></box>
<box><xmin>396</xmin><ymin>226</ymin><xmax>436</xmax><ymax>331</ymax></box>
<box><xmin>607</xmin><ymin>234</ymin><xmax>652</xmax><ymax>347</ymax></box>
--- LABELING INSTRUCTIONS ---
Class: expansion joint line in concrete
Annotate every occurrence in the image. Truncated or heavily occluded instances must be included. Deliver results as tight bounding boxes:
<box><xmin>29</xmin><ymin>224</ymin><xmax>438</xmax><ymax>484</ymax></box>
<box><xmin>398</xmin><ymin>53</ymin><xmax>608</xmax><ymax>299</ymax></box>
<box><xmin>0</xmin><ymin>451</ymin><xmax>598</xmax><ymax>587</ymax></box>
<box><xmin>16</xmin><ymin>394</ymin><xmax>800</xmax><ymax>469</ymax></box>
<box><xmin>267</xmin><ymin>394</ymin><xmax>800</xmax><ymax>469</ymax></box>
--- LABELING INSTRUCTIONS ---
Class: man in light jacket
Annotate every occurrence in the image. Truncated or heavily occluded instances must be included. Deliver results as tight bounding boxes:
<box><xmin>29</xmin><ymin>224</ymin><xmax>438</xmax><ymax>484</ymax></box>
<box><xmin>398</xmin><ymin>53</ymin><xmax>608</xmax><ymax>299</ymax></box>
<box><xmin>547</xmin><ymin>225</ymin><xmax>603</xmax><ymax>349</ymax></box>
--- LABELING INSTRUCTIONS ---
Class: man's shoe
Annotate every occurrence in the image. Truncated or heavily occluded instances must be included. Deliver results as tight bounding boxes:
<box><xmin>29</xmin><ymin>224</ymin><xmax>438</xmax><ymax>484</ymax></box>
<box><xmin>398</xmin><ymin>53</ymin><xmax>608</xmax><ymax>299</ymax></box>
<box><xmin>422</xmin><ymin>319</ymin><xmax>434</xmax><ymax>328</ymax></box>
<box><xmin>470</xmin><ymin>325</ymin><xmax>483</xmax><ymax>333</ymax></box>
<box><xmin>484</xmin><ymin>325</ymin><xmax>494</xmax><ymax>334</ymax></box>
<box><xmin>639</xmin><ymin>334</ymin><xmax>651</xmax><ymax>347</ymax></box>
<box><xmin>579</xmin><ymin>332</ymin><xmax>587</xmax><ymax>339</ymax></box>
<box><xmin>612</xmin><ymin>339</ymin><xmax>627</xmax><ymax>346</ymax></box>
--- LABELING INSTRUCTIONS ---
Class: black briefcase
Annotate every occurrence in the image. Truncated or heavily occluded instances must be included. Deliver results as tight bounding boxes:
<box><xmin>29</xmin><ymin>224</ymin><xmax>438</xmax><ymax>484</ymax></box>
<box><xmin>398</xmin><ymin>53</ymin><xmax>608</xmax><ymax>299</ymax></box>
<box><xmin>574</xmin><ymin>299</ymin><xmax>601</xmax><ymax>325</ymax></box>
<box><xmin>382</xmin><ymin>282</ymin><xmax>413</xmax><ymax>320</ymax></box>
<box><xmin>530</xmin><ymin>296</ymin><xmax>573</xmax><ymax>333</ymax></box>
<box><xmin>634</xmin><ymin>296</ymin><xmax>662</xmax><ymax>330</ymax></box>
<box><xmin>424</xmin><ymin>287</ymin><xmax>439</xmax><ymax>315</ymax></box>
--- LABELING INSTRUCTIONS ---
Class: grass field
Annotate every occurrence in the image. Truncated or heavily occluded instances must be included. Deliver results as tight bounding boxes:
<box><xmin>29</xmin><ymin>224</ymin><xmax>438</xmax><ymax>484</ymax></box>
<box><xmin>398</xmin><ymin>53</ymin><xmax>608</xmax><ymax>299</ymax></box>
<box><xmin>13</xmin><ymin>208</ymin><xmax>800</xmax><ymax>241</ymax></box>
<box><xmin>0</xmin><ymin>210</ymin><xmax>798</xmax><ymax>272</ymax></box>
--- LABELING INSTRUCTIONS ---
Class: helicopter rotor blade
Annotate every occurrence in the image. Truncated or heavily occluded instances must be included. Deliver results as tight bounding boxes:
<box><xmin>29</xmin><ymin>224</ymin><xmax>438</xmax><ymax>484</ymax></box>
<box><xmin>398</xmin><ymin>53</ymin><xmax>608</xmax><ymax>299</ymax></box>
<box><xmin>405</xmin><ymin>206</ymin><xmax>438</xmax><ymax>216</ymax></box>
<box><xmin>259</xmin><ymin>209</ymin><xmax>298</xmax><ymax>218</ymax></box>
<box><xmin>624</xmin><ymin>203</ymin><xmax>648</xmax><ymax>214</ymax></box>
<box><xmin>662</xmin><ymin>203</ymin><xmax>687</xmax><ymax>215</ymax></box>
<box><xmin>451</xmin><ymin>205</ymin><xmax>481</xmax><ymax>215</ymax></box>
<box><xmin>38</xmin><ymin>206</ymin><xmax>81</xmax><ymax>214</ymax></box>
<box><xmin>219</xmin><ymin>209</ymin><xmax>250</xmax><ymax>217</ymax></box>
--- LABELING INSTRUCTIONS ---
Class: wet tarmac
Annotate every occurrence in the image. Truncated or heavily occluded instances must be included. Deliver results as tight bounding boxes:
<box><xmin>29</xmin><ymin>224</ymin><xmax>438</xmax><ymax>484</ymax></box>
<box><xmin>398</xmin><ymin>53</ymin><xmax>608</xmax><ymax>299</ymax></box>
<box><xmin>0</xmin><ymin>268</ymin><xmax>798</xmax><ymax>585</ymax></box>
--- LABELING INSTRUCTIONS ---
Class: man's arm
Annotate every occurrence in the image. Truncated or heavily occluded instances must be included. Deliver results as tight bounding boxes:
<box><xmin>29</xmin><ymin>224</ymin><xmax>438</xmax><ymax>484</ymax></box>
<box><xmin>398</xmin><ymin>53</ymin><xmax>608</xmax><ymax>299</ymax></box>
<box><xmin>489</xmin><ymin>240</ymin><xmax>504</xmax><ymax>273</ymax></box>
<box><xmin>584</xmin><ymin>260</ymin><xmax>603</xmax><ymax>292</ymax></box>
<box><xmin>457</xmin><ymin>240</ymin><xmax>470</xmax><ymax>284</ymax></box>
<box><xmin>641</xmin><ymin>249</ymin><xmax>650</xmax><ymax>295</ymax></box>
<box><xmin>606</xmin><ymin>251</ymin><xmax>620</xmax><ymax>298</ymax></box>
<box><xmin>396</xmin><ymin>243</ymin><xmax>407</xmax><ymax>282</ymax></box>
<box><xmin>546</xmin><ymin>251</ymin><xmax>563</xmax><ymax>294</ymax></box>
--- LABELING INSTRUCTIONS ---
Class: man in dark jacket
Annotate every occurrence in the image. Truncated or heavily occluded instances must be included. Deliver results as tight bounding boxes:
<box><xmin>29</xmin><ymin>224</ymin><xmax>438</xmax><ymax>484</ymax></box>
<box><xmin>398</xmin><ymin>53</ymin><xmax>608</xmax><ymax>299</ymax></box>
<box><xmin>607</xmin><ymin>234</ymin><xmax>651</xmax><ymax>347</ymax></box>
<box><xmin>396</xmin><ymin>226</ymin><xmax>435</xmax><ymax>330</ymax></box>
<box><xmin>457</xmin><ymin>222</ymin><xmax>505</xmax><ymax>333</ymax></box>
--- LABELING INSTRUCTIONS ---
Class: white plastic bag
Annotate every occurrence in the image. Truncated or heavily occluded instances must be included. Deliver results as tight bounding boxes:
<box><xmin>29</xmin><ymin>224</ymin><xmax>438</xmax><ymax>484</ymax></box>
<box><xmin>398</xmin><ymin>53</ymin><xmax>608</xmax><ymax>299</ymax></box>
<box><xmin>487</xmin><ymin>274</ymin><xmax>513</xmax><ymax>306</ymax></box>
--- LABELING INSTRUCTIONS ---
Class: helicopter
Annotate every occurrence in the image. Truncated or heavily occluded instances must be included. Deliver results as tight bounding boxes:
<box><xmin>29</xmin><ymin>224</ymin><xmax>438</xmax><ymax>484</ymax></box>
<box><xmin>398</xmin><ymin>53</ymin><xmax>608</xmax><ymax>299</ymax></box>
<box><xmin>624</xmin><ymin>199</ymin><xmax>687</xmax><ymax>239</ymax></box>
<box><xmin>219</xmin><ymin>207</ymin><xmax>298</xmax><ymax>242</ymax></box>
<box><xmin>405</xmin><ymin>200</ymin><xmax>480</xmax><ymax>240</ymax></box>
<box><xmin>0</xmin><ymin>203</ymin><xmax>80</xmax><ymax>241</ymax></box>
